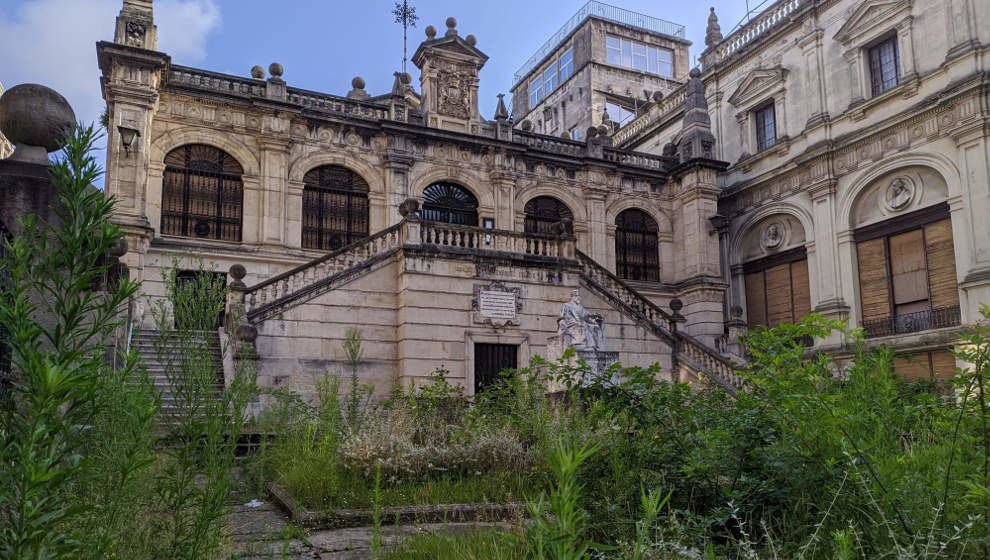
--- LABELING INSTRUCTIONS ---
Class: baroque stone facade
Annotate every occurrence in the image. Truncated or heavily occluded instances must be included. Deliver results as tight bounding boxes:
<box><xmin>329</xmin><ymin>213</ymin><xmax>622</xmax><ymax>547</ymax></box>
<box><xmin>616</xmin><ymin>0</ymin><xmax>990</xmax><ymax>376</ymax></box>
<box><xmin>96</xmin><ymin>1</ymin><xmax>740</xmax><ymax>402</ymax></box>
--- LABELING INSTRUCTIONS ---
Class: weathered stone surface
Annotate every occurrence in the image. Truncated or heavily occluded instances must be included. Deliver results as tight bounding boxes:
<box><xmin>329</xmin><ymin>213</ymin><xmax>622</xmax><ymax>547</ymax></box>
<box><xmin>0</xmin><ymin>84</ymin><xmax>76</xmax><ymax>162</ymax></box>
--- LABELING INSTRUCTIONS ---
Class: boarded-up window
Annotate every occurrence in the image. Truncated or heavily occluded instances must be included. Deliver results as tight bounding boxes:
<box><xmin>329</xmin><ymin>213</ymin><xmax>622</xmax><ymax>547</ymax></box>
<box><xmin>854</xmin><ymin>205</ymin><xmax>960</xmax><ymax>337</ymax></box>
<box><xmin>743</xmin><ymin>248</ymin><xmax>811</xmax><ymax>328</ymax></box>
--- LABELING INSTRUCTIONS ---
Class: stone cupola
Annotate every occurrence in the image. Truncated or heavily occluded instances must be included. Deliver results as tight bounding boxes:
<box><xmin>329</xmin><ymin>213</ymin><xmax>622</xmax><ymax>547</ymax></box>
<box><xmin>114</xmin><ymin>0</ymin><xmax>158</xmax><ymax>51</ymax></box>
<box><xmin>411</xmin><ymin>17</ymin><xmax>488</xmax><ymax>134</ymax></box>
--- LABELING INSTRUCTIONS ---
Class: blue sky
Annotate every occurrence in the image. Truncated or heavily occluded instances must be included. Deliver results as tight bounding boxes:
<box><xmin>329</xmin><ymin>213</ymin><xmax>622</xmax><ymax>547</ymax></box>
<box><xmin>1</xmin><ymin>0</ymin><xmax>766</xmax><ymax>148</ymax></box>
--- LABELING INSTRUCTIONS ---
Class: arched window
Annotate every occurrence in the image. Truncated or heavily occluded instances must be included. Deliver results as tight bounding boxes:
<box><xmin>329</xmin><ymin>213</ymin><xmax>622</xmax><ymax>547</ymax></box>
<box><xmin>422</xmin><ymin>182</ymin><xmax>478</xmax><ymax>226</ymax></box>
<box><xmin>615</xmin><ymin>209</ymin><xmax>659</xmax><ymax>282</ymax></box>
<box><xmin>302</xmin><ymin>165</ymin><xmax>370</xmax><ymax>251</ymax></box>
<box><xmin>524</xmin><ymin>196</ymin><xmax>573</xmax><ymax>235</ymax></box>
<box><xmin>162</xmin><ymin>144</ymin><xmax>244</xmax><ymax>241</ymax></box>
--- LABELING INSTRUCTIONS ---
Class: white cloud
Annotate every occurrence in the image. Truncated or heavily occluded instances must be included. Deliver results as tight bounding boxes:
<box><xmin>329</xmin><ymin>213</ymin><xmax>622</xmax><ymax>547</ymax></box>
<box><xmin>0</xmin><ymin>0</ymin><xmax>221</xmax><ymax>128</ymax></box>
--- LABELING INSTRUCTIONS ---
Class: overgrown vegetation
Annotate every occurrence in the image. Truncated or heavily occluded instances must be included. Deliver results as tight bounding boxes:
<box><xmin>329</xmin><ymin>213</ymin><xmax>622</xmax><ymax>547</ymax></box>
<box><xmin>0</xmin><ymin>125</ymin><xmax>256</xmax><ymax>559</ymax></box>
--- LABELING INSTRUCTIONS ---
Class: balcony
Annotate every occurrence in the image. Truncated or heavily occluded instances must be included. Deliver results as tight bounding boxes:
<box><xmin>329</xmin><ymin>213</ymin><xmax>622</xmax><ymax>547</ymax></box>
<box><xmin>862</xmin><ymin>306</ymin><xmax>961</xmax><ymax>338</ymax></box>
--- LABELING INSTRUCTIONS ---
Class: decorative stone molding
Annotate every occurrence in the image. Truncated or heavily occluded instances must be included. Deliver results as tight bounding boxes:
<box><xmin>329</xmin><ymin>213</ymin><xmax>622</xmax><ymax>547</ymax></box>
<box><xmin>471</xmin><ymin>281</ymin><xmax>523</xmax><ymax>327</ymax></box>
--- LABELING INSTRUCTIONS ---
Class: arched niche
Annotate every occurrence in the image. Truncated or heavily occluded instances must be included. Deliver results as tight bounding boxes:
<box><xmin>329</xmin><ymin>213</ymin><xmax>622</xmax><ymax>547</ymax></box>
<box><xmin>851</xmin><ymin>165</ymin><xmax>948</xmax><ymax>230</ymax></box>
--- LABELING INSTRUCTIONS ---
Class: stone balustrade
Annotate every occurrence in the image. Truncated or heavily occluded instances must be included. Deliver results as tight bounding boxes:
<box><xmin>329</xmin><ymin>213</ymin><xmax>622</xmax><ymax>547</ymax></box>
<box><xmin>602</xmin><ymin>148</ymin><xmax>670</xmax><ymax>171</ymax></box>
<box><xmin>169</xmin><ymin>66</ymin><xmax>265</xmax><ymax>98</ymax></box>
<box><xmin>511</xmin><ymin>130</ymin><xmax>586</xmax><ymax>157</ymax></box>
<box><xmin>415</xmin><ymin>221</ymin><xmax>574</xmax><ymax>259</ymax></box>
<box><xmin>611</xmin><ymin>86</ymin><xmax>687</xmax><ymax>147</ymax></box>
<box><xmin>576</xmin><ymin>250</ymin><xmax>675</xmax><ymax>334</ymax></box>
<box><xmin>240</xmin><ymin>223</ymin><xmax>404</xmax><ymax>322</ymax></box>
<box><xmin>678</xmin><ymin>332</ymin><xmax>746</xmax><ymax>392</ymax></box>
<box><xmin>706</xmin><ymin>0</ymin><xmax>801</xmax><ymax>67</ymax></box>
<box><xmin>286</xmin><ymin>88</ymin><xmax>389</xmax><ymax>120</ymax></box>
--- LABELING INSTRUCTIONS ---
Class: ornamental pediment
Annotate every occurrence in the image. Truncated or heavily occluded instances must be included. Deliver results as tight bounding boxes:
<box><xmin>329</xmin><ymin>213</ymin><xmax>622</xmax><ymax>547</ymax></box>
<box><xmin>834</xmin><ymin>0</ymin><xmax>911</xmax><ymax>45</ymax></box>
<box><xmin>412</xmin><ymin>36</ymin><xmax>489</xmax><ymax>69</ymax></box>
<box><xmin>727</xmin><ymin>67</ymin><xmax>787</xmax><ymax>108</ymax></box>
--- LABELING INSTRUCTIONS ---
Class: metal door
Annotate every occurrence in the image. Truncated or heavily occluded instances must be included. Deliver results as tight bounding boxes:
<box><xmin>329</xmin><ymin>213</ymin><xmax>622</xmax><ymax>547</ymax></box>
<box><xmin>474</xmin><ymin>343</ymin><xmax>518</xmax><ymax>393</ymax></box>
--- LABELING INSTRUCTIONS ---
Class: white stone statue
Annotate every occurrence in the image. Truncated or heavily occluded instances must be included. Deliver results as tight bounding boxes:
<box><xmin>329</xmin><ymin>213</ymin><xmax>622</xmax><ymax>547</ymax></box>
<box><xmin>557</xmin><ymin>290</ymin><xmax>607</xmax><ymax>351</ymax></box>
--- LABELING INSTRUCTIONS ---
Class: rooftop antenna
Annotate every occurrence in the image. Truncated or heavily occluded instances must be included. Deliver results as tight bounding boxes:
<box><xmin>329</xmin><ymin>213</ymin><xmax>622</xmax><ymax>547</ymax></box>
<box><xmin>393</xmin><ymin>1</ymin><xmax>419</xmax><ymax>74</ymax></box>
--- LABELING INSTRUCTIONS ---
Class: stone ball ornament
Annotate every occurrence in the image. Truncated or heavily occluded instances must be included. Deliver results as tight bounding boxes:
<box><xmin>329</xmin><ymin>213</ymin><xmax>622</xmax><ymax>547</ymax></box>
<box><xmin>250</xmin><ymin>65</ymin><xmax>265</xmax><ymax>79</ymax></box>
<box><xmin>399</xmin><ymin>72</ymin><xmax>412</xmax><ymax>85</ymax></box>
<box><xmin>0</xmin><ymin>83</ymin><xmax>76</xmax><ymax>163</ymax></box>
<box><xmin>425</xmin><ymin>25</ymin><xmax>436</xmax><ymax>39</ymax></box>
<box><xmin>465</xmin><ymin>34</ymin><xmax>477</xmax><ymax>46</ymax></box>
<box><xmin>235</xmin><ymin>323</ymin><xmax>258</xmax><ymax>343</ymax></box>
<box><xmin>229</xmin><ymin>263</ymin><xmax>247</xmax><ymax>281</ymax></box>
<box><xmin>352</xmin><ymin>76</ymin><xmax>366</xmax><ymax>90</ymax></box>
<box><xmin>445</xmin><ymin>17</ymin><xmax>457</xmax><ymax>29</ymax></box>
<box><xmin>268</xmin><ymin>62</ymin><xmax>284</xmax><ymax>78</ymax></box>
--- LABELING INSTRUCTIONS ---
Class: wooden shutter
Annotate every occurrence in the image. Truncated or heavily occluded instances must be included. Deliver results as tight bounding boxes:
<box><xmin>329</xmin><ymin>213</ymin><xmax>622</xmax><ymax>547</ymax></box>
<box><xmin>765</xmin><ymin>263</ymin><xmax>793</xmax><ymax>327</ymax></box>
<box><xmin>894</xmin><ymin>352</ymin><xmax>932</xmax><ymax>381</ymax></box>
<box><xmin>923</xmin><ymin>219</ymin><xmax>959</xmax><ymax>310</ymax></box>
<box><xmin>931</xmin><ymin>350</ymin><xmax>957</xmax><ymax>380</ymax></box>
<box><xmin>790</xmin><ymin>260</ymin><xmax>811</xmax><ymax>322</ymax></box>
<box><xmin>889</xmin><ymin>229</ymin><xmax>928</xmax><ymax>310</ymax></box>
<box><xmin>745</xmin><ymin>272</ymin><xmax>767</xmax><ymax>327</ymax></box>
<box><xmin>857</xmin><ymin>238</ymin><xmax>891</xmax><ymax>323</ymax></box>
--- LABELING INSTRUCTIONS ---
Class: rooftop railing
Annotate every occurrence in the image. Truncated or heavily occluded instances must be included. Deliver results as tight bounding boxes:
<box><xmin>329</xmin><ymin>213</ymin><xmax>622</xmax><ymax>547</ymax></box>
<box><xmin>705</xmin><ymin>0</ymin><xmax>802</xmax><ymax>67</ymax></box>
<box><xmin>512</xmin><ymin>1</ymin><xmax>685</xmax><ymax>87</ymax></box>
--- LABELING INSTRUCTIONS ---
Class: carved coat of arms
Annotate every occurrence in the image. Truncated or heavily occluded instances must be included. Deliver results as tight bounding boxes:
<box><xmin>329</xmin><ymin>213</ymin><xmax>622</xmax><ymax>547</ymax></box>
<box><xmin>438</xmin><ymin>69</ymin><xmax>470</xmax><ymax>119</ymax></box>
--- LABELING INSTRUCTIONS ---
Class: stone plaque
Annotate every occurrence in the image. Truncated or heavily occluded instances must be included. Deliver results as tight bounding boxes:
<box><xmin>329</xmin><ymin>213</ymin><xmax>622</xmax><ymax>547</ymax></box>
<box><xmin>479</xmin><ymin>290</ymin><xmax>517</xmax><ymax>320</ymax></box>
<box><xmin>472</xmin><ymin>282</ymin><xmax>522</xmax><ymax>327</ymax></box>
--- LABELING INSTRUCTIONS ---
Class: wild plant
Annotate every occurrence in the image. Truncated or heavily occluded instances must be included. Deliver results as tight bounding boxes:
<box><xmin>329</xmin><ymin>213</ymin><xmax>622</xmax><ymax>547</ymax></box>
<box><xmin>149</xmin><ymin>262</ymin><xmax>257</xmax><ymax>559</ymax></box>
<box><xmin>525</xmin><ymin>436</ymin><xmax>599</xmax><ymax>560</ymax></box>
<box><xmin>0</xmin><ymin>124</ymin><xmax>148</xmax><ymax>557</ymax></box>
<box><xmin>344</xmin><ymin>326</ymin><xmax>368</xmax><ymax>427</ymax></box>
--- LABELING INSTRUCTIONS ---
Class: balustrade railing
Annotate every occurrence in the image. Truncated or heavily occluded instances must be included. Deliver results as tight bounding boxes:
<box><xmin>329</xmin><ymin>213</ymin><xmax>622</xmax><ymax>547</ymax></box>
<box><xmin>242</xmin><ymin>223</ymin><xmax>404</xmax><ymax>322</ymax></box>
<box><xmin>602</xmin><ymin>148</ymin><xmax>669</xmax><ymax>170</ymax></box>
<box><xmin>169</xmin><ymin>66</ymin><xmax>265</xmax><ymax>97</ymax></box>
<box><xmin>287</xmin><ymin>87</ymin><xmax>389</xmax><ymax>120</ymax></box>
<box><xmin>417</xmin><ymin>221</ymin><xmax>573</xmax><ymax>259</ymax></box>
<box><xmin>862</xmin><ymin>306</ymin><xmax>962</xmax><ymax>338</ymax></box>
<box><xmin>512</xmin><ymin>130</ymin><xmax>586</xmax><ymax>157</ymax></box>
<box><xmin>708</xmin><ymin>0</ymin><xmax>801</xmax><ymax>66</ymax></box>
<box><xmin>677</xmin><ymin>332</ymin><xmax>746</xmax><ymax>393</ymax></box>
<box><xmin>611</xmin><ymin>86</ymin><xmax>687</xmax><ymax>146</ymax></box>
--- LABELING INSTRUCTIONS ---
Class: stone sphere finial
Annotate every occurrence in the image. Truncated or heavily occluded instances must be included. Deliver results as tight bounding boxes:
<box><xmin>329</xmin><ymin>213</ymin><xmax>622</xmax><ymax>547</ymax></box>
<box><xmin>250</xmin><ymin>65</ymin><xmax>265</xmax><ymax>79</ymax></box>
<box><xmin>229</xmin><ymin>263</ymin><xmax>247</xmax><ymax>281</ymax></box>
<box><xmin>586</xmin><ymin>126</ymin><xmax>599</xmax><ymax>138</ymax></box>
<box><xmin>669</xmin><ymin>298</ymin><xmax>683</xmax><ymax>312</ymax></box>
<box><xmin>399</xmin><ymin>72</ymin><xmax>412</xmax><ymax>84</ymax></box>
<box><xmin>652</xmin><ymin>90</ymin><xmax>664</xmax><ymax>102</ymax></box>
<box><xmin>465</xmin><ymin>34</ymin><xmax>477</xmax><ymax>46</ymax></box>
<box><xmin>520</xmin><ymin>119</ymin><xmax>533</xmax><ymax>132</ymax></box>
<box><xmin>425</xmin><ymin>25</ymin><xmax>436</xmax><ymax>39</ymax></box>
<box><xmin>235</xmin><ymin>323</ymin><xmax>258</xmax><ymax>344</ymax></box>
<box><xmin>398</xmin><ymin>197</ymin><xmax>420</xmax><ymax>218</ymax></box>
<box><xmin>108</xmin><ymin>238</ymin><xmax>129</xmax><ymax>258</ymax></box>
<box><xmin>445</xmin><ymin>17</ymin><xmax>457</xmax><ymax>29</ymax></box>
<box><xmin>0</xmin><ymin>84</ymin><xmax>76</xmax><ymax>163</ymax></box>
<box><xmin>269</xmin><ymin>62</ymin><xmax>284</xmax><ymax>78</ymax></box>
<box><xmin>352</xmin><ymin>76</ymin><xmax>366</xmax><ymax>90</ymax></box>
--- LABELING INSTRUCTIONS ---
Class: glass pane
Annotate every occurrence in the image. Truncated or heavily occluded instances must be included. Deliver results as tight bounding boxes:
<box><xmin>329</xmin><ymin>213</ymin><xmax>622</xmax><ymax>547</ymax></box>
<box><xmin>633</xmin><ymin>53</ymin><xmax>647</xmax><ymax>71</ymax></box>
<box><xmin>621</xmin><ymin>40</ymin><xmax>632</xmax><ymax>67</ymax></box>
<box><xmin>606</xmin><ymin>35</ymin><xmax>619</xmax><ymax>49</ymax></box>
<box><xmin>607</xmin><ymin>46</ymin><xmax>620</xmax><ymax>65</ymax></box>
<box><xmin>544</xmin><ymin>64</ymin><xmax>557</xmax><ymax>95</ymax></box>
<box><xmin>648</xmin><ymin>48</ymin><xmax>658</xmax><ymax>74</ymax></box>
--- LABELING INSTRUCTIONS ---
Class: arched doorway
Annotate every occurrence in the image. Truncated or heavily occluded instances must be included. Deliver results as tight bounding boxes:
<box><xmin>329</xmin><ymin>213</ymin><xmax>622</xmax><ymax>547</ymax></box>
<box><xmin>162</xmin><ymin>144</ymin><xmax>244</xmax><ymax>241</ymax></box>
<box><xmin>301</xmin><ymin>165</ymin><xmax>370</xmax><ymax>251</ymax></box>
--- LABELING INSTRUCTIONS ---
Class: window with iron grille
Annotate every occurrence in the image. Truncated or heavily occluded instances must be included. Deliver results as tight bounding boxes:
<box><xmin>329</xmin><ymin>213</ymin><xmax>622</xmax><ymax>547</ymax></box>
<box><xmin>755</xmin><ymin>102</ymin><xmax>776</xmax><ymax>152</ymax></box>
<box><xmin>162</xmin><ymin>144</ymin><xmax>244</xmax><ymax>242</ymax></box>
<box><xmin>868</xmin><ymin>35</ymin><xmax>900</xmax><ymax>96</ymax></box>
<box><xmin>615</xmin><ymin>209</ymin><xmax>659</xmax><ymax>283</ymax></box>
<box><xmin>302</xmin><ymin>166</ymin><xmax>370</xmax><ymax>251</ymax></box>
<box><xmin>422</xmin><ymin>182</ymin><xmax>479</xmax><ymax>226</ymax></box>
<box><xmin>524</xmin><ymin>196</ymin><xmax>573</xmax><ymax>235</ymax></box>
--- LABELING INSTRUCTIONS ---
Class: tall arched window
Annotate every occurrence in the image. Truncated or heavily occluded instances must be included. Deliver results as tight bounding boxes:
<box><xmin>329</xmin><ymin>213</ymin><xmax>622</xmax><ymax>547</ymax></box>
<box><xmin>162</xmin><ymin>144</ymin><xmax>244</xmax><ymax>241</ymax></box>
<box><xmin>524</xmin><ymin>196</ymin><xmax>573</xmax><ymax>235</ymax></box>
<box><xmin>615</xmin><ymin>209</ymin><xmax>659</xmax><ymax>282</ymax></box>
<box><xmin>422</xmin><ymin>182</ymin><xmax>478</xmax><ymax>226</ymax></box>
<box><xmin>302</xmin><ymin>165</ymin><xmax>370</xmax><ymax>250</ymax></box>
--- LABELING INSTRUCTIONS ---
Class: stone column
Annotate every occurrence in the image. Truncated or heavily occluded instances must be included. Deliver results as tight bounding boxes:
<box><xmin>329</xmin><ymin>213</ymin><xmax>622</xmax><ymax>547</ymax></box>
<box><xmin>584</xmin><ymin>190</ymin><xmax>608</xmax><ymax>265</ymax></box>
<box><xmin>945</xmin><ymin>0</ymin><xmax>980</xmax><ymax>60</ymax></box>
<box><xmin>489</xmin><ymin>171</ymin><xmax>515</xmax><ymax>231</ymax></box>
<box><xmin>808</xmin><ymin>179</ymin><xmax>849</xmax><ymax>333</ymax></box>
<box><xmin>259</xmin><ymin>134</ymin><xmax>290</xmax><ymax>245</ymax></box>
<box><xmin>952</xmin><ymin>125</ymin><xmax>990</xmax><ymax>324</ymax></box>
<box><xmin>798</xmin><ymin>26</ymin><xmax>828</xmax><ymax>128</ymax></box>
<box><xmin>384</xmin><ymin>152</ymin><xmax>414</xmax><ymax>227</ymax></box>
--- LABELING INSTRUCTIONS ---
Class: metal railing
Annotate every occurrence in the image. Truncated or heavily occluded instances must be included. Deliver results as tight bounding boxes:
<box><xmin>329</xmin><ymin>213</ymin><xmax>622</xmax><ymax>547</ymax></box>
<box><xmin>862</xmin><ymin>306</ymin><xmax>962</xmax><ymax>338</ymax></box>
<box><xmin>513</xmin><ymin>1</ymin><xmax>685</xmax><ymax>86</ymax></box>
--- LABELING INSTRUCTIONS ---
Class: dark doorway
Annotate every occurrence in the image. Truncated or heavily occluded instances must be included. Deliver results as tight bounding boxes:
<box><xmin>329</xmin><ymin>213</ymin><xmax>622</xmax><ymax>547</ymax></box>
<box><xmin>422</xmin><ymin>182</ymin><xmax>479</xmax><ymax>226</ymax></box>
<box><xmin>474</xmin><ymin>343</ymin><xmax>518</xmax><ymax>394</ymax></box>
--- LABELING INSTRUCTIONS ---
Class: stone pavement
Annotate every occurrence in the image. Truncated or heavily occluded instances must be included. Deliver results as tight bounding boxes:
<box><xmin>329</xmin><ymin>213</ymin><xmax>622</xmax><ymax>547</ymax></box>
<box><xmin>226</xmin><ymin>498</ymin><xmax>514</xmax><ymax>559</ymax></box>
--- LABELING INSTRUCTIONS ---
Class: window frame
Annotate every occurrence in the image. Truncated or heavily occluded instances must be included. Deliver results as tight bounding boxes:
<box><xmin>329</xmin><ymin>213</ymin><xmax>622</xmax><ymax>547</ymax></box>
<box><xmin>529</xmin><ymin>75</ymin><xmax>543</xmax><ymax>107</ymax></box>
<box><xmin>868</xmin><ymin>34</ymin><xmax>900</xmax><ymax>97</ymax></box>
<box><xmin>301</xmin><ymin>165</ymin><xmax>370</xmax><ymax>251</ymax></box>
<box><xmin>614</xmin><ymin>208</ymin><xmax>660</xmax><ymax>283</ymax></box>
<box><xmin>161</xmin><ymin>144</ymin><xmax>244</xmax><ymax>242</ymax></box>
<box><xmin>604</xmin><ymin>34</ymin><xmax>674</xmax><ymax>78</ymax></box>
<box><xmin>754</xmin><ymin>102</ymin><xmax>777</xmax><ymax>152</ymax></box>
<box><xmin>742</xmin><ymin>246</ymin><xmax>810</xmax><ymax>329</ymax></box>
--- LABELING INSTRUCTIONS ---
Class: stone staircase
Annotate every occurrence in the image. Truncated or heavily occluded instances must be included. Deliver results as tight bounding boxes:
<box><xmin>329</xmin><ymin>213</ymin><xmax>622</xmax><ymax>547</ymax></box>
<box><xmin>234</xmin><ymin>219</ymin><xmax>744</xmax><ymax>394</ymax></box>
<box><xmin>130</xmin><ymin>329</ymin><xmax>225</xmax><ymax>421</ymax></box>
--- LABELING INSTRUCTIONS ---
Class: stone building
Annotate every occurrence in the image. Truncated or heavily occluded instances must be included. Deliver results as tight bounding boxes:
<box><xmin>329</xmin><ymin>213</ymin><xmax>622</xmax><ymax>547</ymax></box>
<box><xmin>509</xmin><ymin>2</ymin><xmax>691</xmax><ymax>140</ymax></box>
<box><xmin>614</xmin><ymin>0</ymin><xmax>990</xmax><ymax>379</ymax></box>
<box><xmin>96</xmin><ymin>0</ymin><xmax>739</xmax><ymax>402</ymax></box>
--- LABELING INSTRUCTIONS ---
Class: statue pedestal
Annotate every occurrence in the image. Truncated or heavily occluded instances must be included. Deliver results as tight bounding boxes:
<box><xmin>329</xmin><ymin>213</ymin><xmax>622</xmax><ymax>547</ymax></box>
<box><xmin>545</xmin><ymin>334</ymin><xmax>619</xmax><ymax>390</ymax></box>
